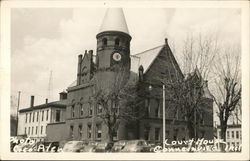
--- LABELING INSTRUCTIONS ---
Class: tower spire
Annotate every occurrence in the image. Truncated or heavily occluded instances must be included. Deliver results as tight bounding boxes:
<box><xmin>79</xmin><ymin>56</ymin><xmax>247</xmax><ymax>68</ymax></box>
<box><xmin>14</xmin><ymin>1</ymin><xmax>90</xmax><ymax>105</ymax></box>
<box><xmin>99</xmin><ymin>8</ymin><xmax>129</xmax><ymax>35</ymax></box>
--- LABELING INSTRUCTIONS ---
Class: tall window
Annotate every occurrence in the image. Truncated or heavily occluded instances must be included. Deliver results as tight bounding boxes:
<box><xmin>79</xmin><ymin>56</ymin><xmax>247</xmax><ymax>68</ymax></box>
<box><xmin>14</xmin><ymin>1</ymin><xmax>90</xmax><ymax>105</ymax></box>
<box><xmin>89</xmin><ymin>104</ymin><xmax>93</xmax><ymax>116</ymax></box>
<box><xmin>80</xmin><ymin>104</ymin><xmax>84</xmax><ymax>116</ymax></box>
<box><xmin>155</xmin><ymin>128</ymin><xmax>160</xmax><ymax>141</ymax></box>
<box><xmin>155</xmin><ymin>99</ymin><xmax>160</xmax><ymax>118</ymax></box>
<box><xmin>144</xmin><ymin>127</ymin><xmax>150</xmax><ymax>140</ymax></box>
<box><xmin>102</xmin><ymin>38</ymin><xmax>107</xmax><ymax>46</ymax></box>
<box><xmin>42</xmin><ymin>111</ymin><xmax>44</xmax><ymax>121</ymax></box>
<box><xmin>25</xmin><ymin>113</ymin><xmax>28</xmax><ymax>123</ymax></box>
<box><xmin>28</xmin><ymin>127</ymin><xmax>30</xmax><ymax>135</ymax></box>
<box><xmin>37</xmin><ymin>112</ymin><xmax>39</xmax><ymax>122</ymax></box>
<box><xmin>227</xmin><ymin>131</ymin><xmax>230</xmax><ymax>138</ymax></box>
<box><xmin>29</xmin><ymin>113</ymin><xmax>31</xmax><ymax>122</ymax></box>
<box><xmin>25</xmin><ymin>127</ymin><xmax>26</xmax><ymax>134</ymax></box>
<box><xmin>32</xmin><ymin>112</ymin><xmax>35</xmax><ymax>122</ymax></box>
<box><xmin>41</xmin><ymin>126</ymin><xmax>43</xmax><ymax>134</ymax></box>
<box><xmin>55</xmin><ymin>110</ymin><xmax>61</xmax><ymax>122</ymax></box>
<box><xmin>78</xmin><ymin>125</ymin><xmax>83</xmax><ymax>138</ymax></box>
<box><xmin>115</xmin><ymin>38</ymin><xmax>120</xmax><ymax>46</ymax></box>
<box><xmin>145</xmin><ymin>99</ymin><xmax>150</xmax><ymax>117</ymax></box>
<box><xmin>173</xmin><ymin>129</ymin><xmax>179</xmax><ymax>140</ymax></box>
<box><xmin>232</xmin><ymin>131</ymin><xmax>235</xmax><ymax>138</ymax></box>
<box><xmin>236</xmin><ymin>131</ymin><xmax>239</xmax><ymax>139</ymax></box>
<box><xmin>87</xmin><ymin>124</ymin><xmax>92</xmax><ymax>139</ymax></box>
<box><xmin>36</xmin><ymin>126</ymin><xmax>38</xmax><ymax>134</ymax></box>
<box><xmin>46</xmin><ymin>110</ymin><xmax>49</xmax><ymax>121</ymax></box>
<box><xmin>72</xmin><ymin>105</ymin><xmax>75</xmax><ymax>118</ymax></box>
<box><xmin>70</xmin><ymin>125</ymin><xmax>74</xmax><ymax>138</ymax></box>
<box><xmin>96</xmin><ymin>124</ymin><xmax>102</xmax><ymax>140</ymax></box>
<box><xmin>97</xmin><ymin>104</ymin><xmax>102</xmax><ymax>115</ymax></box>
<box><xmin>32</xmin><ymin>127</ymin><xmax>34</xmax><ymax>135</ymax></box>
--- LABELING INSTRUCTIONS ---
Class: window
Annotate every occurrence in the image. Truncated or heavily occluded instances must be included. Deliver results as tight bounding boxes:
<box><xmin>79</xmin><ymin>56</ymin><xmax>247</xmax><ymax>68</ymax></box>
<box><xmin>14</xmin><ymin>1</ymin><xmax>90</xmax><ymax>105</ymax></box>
<box><xmin>25</xmin><ymin>113</ymin><xmax>28</xmax><ymax>123</ymax></box>
<box><xmin>32</xmin><ymin>127</ymin><xmax>34</xmax><ymax>135</ymax></box>
<box><xmin>236</xmin><ymin>131</ymin><xmax>239</xmax><ymax>139</ymax></box>
<box><xmin>96</xmin><ymin>124</ymin><xmax>102</xmax><ymax>140</ymax></box>
<box><xmin>35</xmin><ymin>126</ymin><xmax>38</xmax><ymax>134</ymax></box>
<box><xmin>46</xmin><ymin>110</ymin><xmax>49</xmax><ymax>121</ymax></box>
<box><xmin>97</xmin><ymin>104</ymin><xmax>102</xmax><ymax>115</ymax></box>
<box><xmin>28</xmin><ymin>127</ymin><xmax>30</xmax><ymax>135</ymax></box>
<box><xmin>55</xmin><ymin>110</ymin><xmax>61</xmax><ymax>122</ymax></box>
<box><xmin>145</xmin><ymin>99</ymin><xmax>150</xmax><ymax>117</ymax></box>
<box><xmin>232</xmin><ymin>131</ymin><xmax>235</xmax><ymax>138</ymax></box>
<box><xmin>89</xmin><ymin>104</ymin><xmax>93</xmax><ymax>116</ymax></box>
<box><xmin>25</xmin><ymin>127</ymin><xmax>26</xmax><ymax>134</ymax></box>
<box><xmin>78</xmin><ymin>125</ymin><xmax>83</xmax><ymax>138</ymax></box>
<box><xmin>41</xmin><ymin>126</ymin><xmax>43</xmax><ymax>134</ymax></box>
<box><xmin>70</xmin><ymin>125</ymin><xmax>74</xmax><ymax>138</ymax></box>
<box><xmin>29</xmin><ymin>113</ymin><xmax>31</xmax><ymax>122</ymax></box>
<box><xmin>32</xmin><ymin>112</ymin><xmax>35</xmax><ymax>122</ymax></box>
<box><xmin>113</xmin><ymin>131</ymin><xmax>118</xmax><ymax>141</ymax></box>
<box><xmin>155</xmin><ymin>99</ymin><xmax>160</xmax><ymax>118</ymax></box>
<box><xmin>37</xmin><ymin>112</ymin><xmax>39</xmax><ymax>122</ymax></box>
<box><xmin>42</xmin><ymin>111</ymin><xmax>44</xmax><ymax>121</ymax></box>
<box><xmin>115</xmin><ymin>38</ymin><xmax>120</xmax><ymax>46</ymax></box>
<box><xmin>80</xmin><ymin>104</ymin><xmax>84</xmax><ymax>116</ymax></box>
<box><xmin>227</xmin><ymin>131</ymin><xmax>230</xmax><ymax>139</ymax></box>
<box><xmin>155</xmin><ymin>128</ymin><xmax>160</xmax><ymax>141</ymax></box>
<box><xmin>102</xmin><ymin>38</ymin><xmax>107</xmax><ymax>46</ymax></box>
<box><xmin>236</xmin><ymin>142</ymin><xmax>239</xmax><ymax>147</ymax></box>
<box><xmin>173</xmin><ymin>129</ymin><xmax>179</xmax><ymax>140</ymax></box>
<box><xmin>144</xmin><ymin>127</ymin><xmax>150</xmax><ymax>140</ymax></box>
<box><xmin>72</xmin><ymin>105</ymin><xmax>75</xmax><ymax>118</ymax></box>
<box><xmin>87</xmin><ymin>124</ymin><xmax>92</xmax><ymax>139</ymax></box>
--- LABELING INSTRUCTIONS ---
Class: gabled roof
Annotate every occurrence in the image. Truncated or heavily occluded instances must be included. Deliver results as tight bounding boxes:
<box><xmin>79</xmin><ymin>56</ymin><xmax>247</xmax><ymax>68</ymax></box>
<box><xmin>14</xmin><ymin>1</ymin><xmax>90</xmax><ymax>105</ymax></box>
<box><xmin>130</xmin><ymin>45</ymin><xmax>164</xmax><ymax>73</ymax></box>
<box><xmin>99</xmin><ymin>8</ymin><xmax>129</xmax><ymax>35</ymax></box>
<box><xmin>19</xmin><ymin>100</ymin><xmax>67</xmax><ymax>113</ymax></box>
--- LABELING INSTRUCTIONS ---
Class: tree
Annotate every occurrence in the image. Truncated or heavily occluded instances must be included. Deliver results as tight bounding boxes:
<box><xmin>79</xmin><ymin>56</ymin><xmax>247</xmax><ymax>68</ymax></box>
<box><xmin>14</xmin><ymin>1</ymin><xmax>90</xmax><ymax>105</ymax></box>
<box><xmin>153</xmin><ymin>33</ymin><xmax>218</xmax><ymax>140</ymax></box>
<box><xmin>93</xmin><ymin>66</ymin><xmax>147</xmax><ymax>141</ymax></box>
<box><xmin>211</xmin><ymin>46</ymin><xmax>241</xmax><ymax>146</ymax></box>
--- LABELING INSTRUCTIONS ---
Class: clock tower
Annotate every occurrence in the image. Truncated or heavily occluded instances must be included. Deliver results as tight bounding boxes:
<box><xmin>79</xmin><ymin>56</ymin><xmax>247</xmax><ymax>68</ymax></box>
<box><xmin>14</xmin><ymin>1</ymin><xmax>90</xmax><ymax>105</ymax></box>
<box><xmin>95</xmin><ymin>8</ymin><xmax>131</xmax><ymax>89</ymax></box>
<box><xmin>96</xmin><ymin>8</ymin><xmax>131</xmax><ymax>73</ymax></box>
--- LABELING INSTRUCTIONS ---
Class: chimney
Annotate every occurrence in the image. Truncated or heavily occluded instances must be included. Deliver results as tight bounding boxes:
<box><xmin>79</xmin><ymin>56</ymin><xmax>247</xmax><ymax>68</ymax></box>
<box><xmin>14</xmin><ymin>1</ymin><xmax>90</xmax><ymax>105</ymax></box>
<box><xmin>59</xmin><ymin>91</ymin><xmax>67</xmax><ymax>100</ymax></box>
<box><xmin>77</xmin><ymin>54</ymin><xmax>83</xmax><ymax>85</ymax></box>
<box><xmin>45</xmin><ymin>98</ymin><xmax>48</xmax><ymax>104</ymax></box>
<box><xmin>30</xmin><ymin>96</ymin><xmax>34</xmax><ymax>107</ymax></box>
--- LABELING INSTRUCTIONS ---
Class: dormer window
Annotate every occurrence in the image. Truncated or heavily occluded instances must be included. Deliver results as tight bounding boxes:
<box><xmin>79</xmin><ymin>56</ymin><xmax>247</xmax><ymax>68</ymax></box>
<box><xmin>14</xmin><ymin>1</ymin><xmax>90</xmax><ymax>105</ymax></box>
<box><xmin>115</xmin><ymin>38</ymin><xmax>120</xmax><ymax>46</ymax></box>
<box><xmin>102</xmin><ymin>38</ymin><xmax>107</xmax><ymax>46</ymax></box>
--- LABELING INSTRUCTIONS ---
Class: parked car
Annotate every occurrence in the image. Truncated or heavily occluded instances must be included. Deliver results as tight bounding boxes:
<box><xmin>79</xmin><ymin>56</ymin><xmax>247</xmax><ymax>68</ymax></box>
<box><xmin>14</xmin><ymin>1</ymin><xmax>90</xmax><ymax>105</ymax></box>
<box><xmin>95</xmin><ymin>141</ymin><xmax>114</xmax><ymax>152</ymax></box>
<box><xmin>62</xmin><ymin>141</ymin><xmax>86</xmax><ymax>152</ymax></box>
<box><xmin>80</xmin><ymin>141</ymin><xmax>98</xmax><ymax>152</ymax></box>
<box><xmin>121</xmin><ymin>140</ymin><xmax>150</xmax><ymax>152</ymax></box>
<box><xmin>111</xmin><ymin>140</ymin><xmax>127</xmax><ymax>152</ymax></box>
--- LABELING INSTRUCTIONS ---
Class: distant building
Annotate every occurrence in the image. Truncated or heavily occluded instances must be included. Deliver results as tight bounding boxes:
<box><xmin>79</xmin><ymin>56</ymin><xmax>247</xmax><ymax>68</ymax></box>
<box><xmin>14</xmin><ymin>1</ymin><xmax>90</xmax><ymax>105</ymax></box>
<box><xmin>216</xmin><ymin>124</ymin><xmax>242</xmax><ymax>147</ymax></box>
<box><xmin>18</xmin><ymin>92</ymin><xmax>67</xmax><ymax>142</ymax></box>
<box><xmin>46</xmin><ymin>8</ymin><xmax>214</xmax><ymax>143</ymax></box>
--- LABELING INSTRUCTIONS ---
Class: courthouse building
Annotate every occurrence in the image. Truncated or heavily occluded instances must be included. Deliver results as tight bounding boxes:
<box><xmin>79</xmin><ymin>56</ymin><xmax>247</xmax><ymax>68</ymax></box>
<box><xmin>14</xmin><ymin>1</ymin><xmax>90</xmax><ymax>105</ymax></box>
<box><xmin>44</xmin><ymin>8</ymin><xmax>213</xmax><ymax>142</ymax></box>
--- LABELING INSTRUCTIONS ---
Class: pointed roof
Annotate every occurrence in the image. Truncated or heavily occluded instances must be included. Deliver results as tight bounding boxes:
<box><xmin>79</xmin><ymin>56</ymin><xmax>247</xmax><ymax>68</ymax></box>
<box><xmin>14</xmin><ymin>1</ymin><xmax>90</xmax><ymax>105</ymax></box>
<box><xmin>99</xmin><ymin>8</ymin><xmax>129</xmax><ymax>35</ymax></box>
<box><xmin>131</xmin><ymin>45</ymin><xmax>164</xmax><ymax>73</ymax></box>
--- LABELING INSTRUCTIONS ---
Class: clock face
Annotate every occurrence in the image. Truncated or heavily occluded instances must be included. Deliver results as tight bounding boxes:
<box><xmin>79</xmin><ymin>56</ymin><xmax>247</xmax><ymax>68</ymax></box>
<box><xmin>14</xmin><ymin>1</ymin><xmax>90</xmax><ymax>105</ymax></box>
<box><xmin>113</xmin><ymin>52</ymin><xmax>122</xmax><ymax>61</ymax></box>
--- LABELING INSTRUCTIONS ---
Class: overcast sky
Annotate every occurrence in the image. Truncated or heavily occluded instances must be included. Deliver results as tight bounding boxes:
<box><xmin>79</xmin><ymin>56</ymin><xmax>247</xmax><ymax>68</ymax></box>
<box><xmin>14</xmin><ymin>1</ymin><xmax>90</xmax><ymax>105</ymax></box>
<box><xmin>11</xmin><ymin>8</ymin><xmax>241</xmax><ymax>113</ymax></box>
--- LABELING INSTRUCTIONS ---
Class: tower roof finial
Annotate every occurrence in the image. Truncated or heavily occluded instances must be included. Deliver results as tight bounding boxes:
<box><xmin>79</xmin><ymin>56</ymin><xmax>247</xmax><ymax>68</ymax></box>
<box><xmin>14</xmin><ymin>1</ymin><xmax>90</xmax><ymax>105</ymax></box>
<box><xmin>99</xmin><ymin>8</ymin><xmax>129</xmax><ymax>35</ymax></box>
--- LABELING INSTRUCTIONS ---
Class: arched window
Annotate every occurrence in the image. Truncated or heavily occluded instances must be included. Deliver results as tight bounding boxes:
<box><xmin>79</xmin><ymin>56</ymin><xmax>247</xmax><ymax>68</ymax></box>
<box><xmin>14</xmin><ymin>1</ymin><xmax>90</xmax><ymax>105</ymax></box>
<box><xmin>115</xmin><ymin>38</ymin><xmax>120</xmax><ymax>46</ymax></box>
<box><xmin>102</xmin><ymin>38</ymin><xmax>107</xmax><ymax>46</ymax></box>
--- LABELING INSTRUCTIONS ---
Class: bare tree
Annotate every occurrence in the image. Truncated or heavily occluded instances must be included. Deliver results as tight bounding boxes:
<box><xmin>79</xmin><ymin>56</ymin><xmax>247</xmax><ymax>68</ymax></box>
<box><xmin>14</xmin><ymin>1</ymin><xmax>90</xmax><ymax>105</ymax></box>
<box><xmin>93</xmin><ymin>66</ymin><xmax>147</xmax><ymax>141</ymax></box>
<box><xmin>211</xmin><ymin>46</ymin><xmax>241</xmax><ymax>144</ymax></box>
<box><xmin>153</xmin><ymin>32</ymin><xmax>218</xmax><ymax>140</ymax></box>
